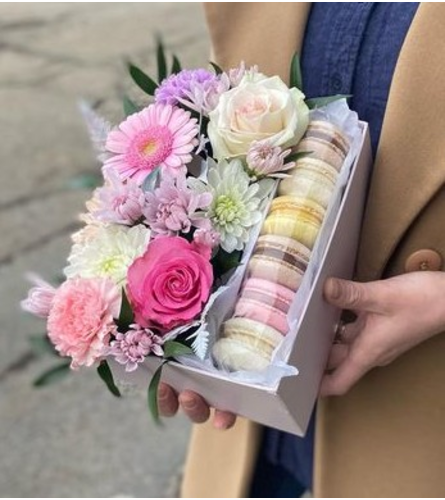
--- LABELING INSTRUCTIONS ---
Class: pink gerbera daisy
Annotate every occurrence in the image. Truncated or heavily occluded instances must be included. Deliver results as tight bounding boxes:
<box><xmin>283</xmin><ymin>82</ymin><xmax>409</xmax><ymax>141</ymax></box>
<box><xmin>104</xmin><ymin>104</ymin><xmax>199</xmax><ymax>184</ymax></box>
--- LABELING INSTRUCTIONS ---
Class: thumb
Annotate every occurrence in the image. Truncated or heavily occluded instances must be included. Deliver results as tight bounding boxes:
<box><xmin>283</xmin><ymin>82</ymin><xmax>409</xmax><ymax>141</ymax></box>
<box><xmin>324</xmin><ymin>277</ymin><xmax>382</xmax><ymax>312</ymax></box>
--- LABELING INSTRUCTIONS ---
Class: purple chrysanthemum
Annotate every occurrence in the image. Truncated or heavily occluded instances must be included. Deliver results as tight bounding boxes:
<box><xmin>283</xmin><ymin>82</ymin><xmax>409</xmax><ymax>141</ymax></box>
<box><xmin>155</xmin><ymin>69</ymin><xmax>216</xmax><ymax>105</ymax></box>
<box><xmin>155</xmin><ymin>69</ymin><xmax>230</xmax><ymax>115</ymax></box>
<box><xmin>108</xmin><ymin>325</ymin><xmax>164</xmax><ymax>372</ymax></box>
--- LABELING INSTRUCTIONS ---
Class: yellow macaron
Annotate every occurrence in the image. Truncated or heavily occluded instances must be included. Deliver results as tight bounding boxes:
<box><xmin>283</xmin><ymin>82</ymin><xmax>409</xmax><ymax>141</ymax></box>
<box><xmin>261</xmin><ymin>196</ymin><xmax>325</xmax><ymax>249</ymax></box>
<box><xmin>278</xmin><ymin>157</ymin><xmax>339</xmax><ymax>208</ymax></box>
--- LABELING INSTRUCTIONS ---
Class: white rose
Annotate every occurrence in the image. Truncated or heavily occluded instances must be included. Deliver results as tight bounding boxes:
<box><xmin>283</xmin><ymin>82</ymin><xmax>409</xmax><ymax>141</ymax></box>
<box><xmin>208</xmin><ymin>75</ymin><xmax>309</xmax><ymax>160</ymax></box>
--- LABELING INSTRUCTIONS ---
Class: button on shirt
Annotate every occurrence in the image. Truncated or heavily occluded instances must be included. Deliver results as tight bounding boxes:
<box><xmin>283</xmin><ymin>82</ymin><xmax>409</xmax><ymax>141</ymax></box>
<box><xmin>258</xmin><ymin>2</ymin><xmax>419</xmax><ymax>493</ymax></box>
<box><xmin>303</xmin><ymin>2</ymin><xmax>419</xmax><ymax>156</ymax></box>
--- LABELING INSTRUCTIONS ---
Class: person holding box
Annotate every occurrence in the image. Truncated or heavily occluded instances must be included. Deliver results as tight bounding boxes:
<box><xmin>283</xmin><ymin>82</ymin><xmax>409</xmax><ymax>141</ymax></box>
<box><xmin>158</xmin><ymin>3</ymin><xmax>445</xmax><ymax>497</ymax></box>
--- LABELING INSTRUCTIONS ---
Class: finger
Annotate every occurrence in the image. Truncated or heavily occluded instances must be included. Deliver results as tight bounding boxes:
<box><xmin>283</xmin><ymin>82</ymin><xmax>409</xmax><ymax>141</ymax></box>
<box><xmin>213</xmin><ymin>409</ymin><xmax>237</xmax><ymax>430</ymax></box>
<box><xmin>326</xmin><ymin>344</ymin><xmax>349</xmax><ymax>370</ymax></box>
<box><xmin>158</xmin><ymin>382</ymin><xmax>179</xmax><ymax>417</ymax></box>
<box><xmin>324</xmin><ymin>278</ymin><xmax>384</xmax><ymax>313</ymax></box>
<box><xmin>320</xmin><ymin>355</ymin><xmax>370</xmax><ymax>397</ymax></box>
<box><xmin>178</xmin><ymin>390</ymin><xmax>211</xmax><ymax>423</ymax></box>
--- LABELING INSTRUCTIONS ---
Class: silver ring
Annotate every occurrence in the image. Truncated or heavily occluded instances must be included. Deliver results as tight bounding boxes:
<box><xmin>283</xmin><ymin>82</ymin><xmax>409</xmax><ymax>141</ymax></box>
<box><xmin>334</xmin><ymin>322</ymin><xmax>346</xmax><ymax>344</ymax></box>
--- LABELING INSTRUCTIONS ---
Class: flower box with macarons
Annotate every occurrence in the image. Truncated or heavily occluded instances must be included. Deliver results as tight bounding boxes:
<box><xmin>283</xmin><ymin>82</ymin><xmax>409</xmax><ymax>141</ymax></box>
<box><xmin>22</xmin><ymin>44</ymin><xmax>372</xmax><ymax>436</ymax></box>
<box><xmin>114</xmin><ymin>100</ymin><xmax>372</xmax><ymax>436</ymax></box>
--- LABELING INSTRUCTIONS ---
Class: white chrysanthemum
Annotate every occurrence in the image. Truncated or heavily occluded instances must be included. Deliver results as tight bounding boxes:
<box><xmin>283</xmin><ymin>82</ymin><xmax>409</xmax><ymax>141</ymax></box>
<box><xmin>64</xmin><ymin>224</ymin><xmax>151</xmax><ymax>285</ymax></box>
<box><xmin>189</xmin><ymin>159</ymin><xmax>265</xmax><ymax>252</ymax></box>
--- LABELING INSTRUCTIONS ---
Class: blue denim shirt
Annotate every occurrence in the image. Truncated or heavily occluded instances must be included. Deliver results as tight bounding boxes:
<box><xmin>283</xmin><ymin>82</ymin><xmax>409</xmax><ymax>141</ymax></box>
<box><xmin>257</xmin><ymin>2</ymin><xmax>419</xmax><ymax>494</ymax></box>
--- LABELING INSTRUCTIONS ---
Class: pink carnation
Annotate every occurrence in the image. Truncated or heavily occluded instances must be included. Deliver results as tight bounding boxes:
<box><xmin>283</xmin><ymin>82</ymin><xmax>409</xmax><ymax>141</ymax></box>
<box><xmin>127</xmin><ymin>236</ymin><xmax>213</xmax><ymax>332</ymax></box>
<box><xmin>47</xmin><ymin>277</ymin><xmax>120</xmax><ymax>369</ymax></box>
<box><xmin>21</xmin><ymin>273</ymin><xmax>56</xmax><ymax>318</ymax></box>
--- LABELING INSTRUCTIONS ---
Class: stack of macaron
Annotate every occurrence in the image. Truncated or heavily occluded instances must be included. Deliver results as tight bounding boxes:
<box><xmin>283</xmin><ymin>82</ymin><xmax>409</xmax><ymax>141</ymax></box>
<box><xmin>213</xmin><ymin>236</ymin><xmax>311</xmax><ymax>371</ymax></box>
<box><xmin>278</xmin><ymin>120</ymin><xmax>350</xmax><ymax>208</ymax></box>
<box><xmin>213</xmin><ymin>120</ymin><xmax>350</xmax><ymax>372</ymax></box>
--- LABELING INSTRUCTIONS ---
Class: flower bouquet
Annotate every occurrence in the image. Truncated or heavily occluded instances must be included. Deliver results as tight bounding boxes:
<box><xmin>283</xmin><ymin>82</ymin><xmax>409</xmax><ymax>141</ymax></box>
<box><xmin>22</xmin><ymin>41</ymin><xmax>350</xmax><ymax>420</ymax></box>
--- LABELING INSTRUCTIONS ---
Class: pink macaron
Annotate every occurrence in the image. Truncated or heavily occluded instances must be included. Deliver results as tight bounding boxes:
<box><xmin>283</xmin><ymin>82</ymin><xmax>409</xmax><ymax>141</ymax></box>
<box><xmin>234</xmin><ymin>277</ymin><xmax>294</xmax><ymax>335</ymax></box>
<box><xmin>248</xmin><ymin>235</ymin><xmax>310</xmax><ymax>291</ymax></box>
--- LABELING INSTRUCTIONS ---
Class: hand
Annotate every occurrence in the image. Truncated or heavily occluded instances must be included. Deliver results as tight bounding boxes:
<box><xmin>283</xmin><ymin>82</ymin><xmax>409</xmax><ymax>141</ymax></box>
<box><xmin>321</xmin><ymin>271</ymin><xmax>445</xmax><ymax>396</ymax></box>
<box><xmin>157</xmin><ymin>383</ymin><xmax>237</xmax><ymax>429</ymax></box>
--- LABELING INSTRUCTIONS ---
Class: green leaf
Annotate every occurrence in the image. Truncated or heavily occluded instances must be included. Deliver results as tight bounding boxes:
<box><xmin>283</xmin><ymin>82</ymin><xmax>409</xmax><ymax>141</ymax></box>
<box><xmin>66</xmin><ymin>173</ymin><xmax>101</xmax><ymax>190</ymax></box>
<box><xmin>163</xmin><ymin>341</ymin><xmax>193</xmax><ymax>359</ymax></box>
<box><xmin>306</xmin><ymin>94</ymin><xmax>352</xmax><ymax>110</ymax></box>
<box><xmin>128</xmin><ymin>62</ymin><xmax>158</xmax><ymax>96</ymax></box>
<box><xmin>97</xmin><ymin>360</ymin><xmax>121</xmax><ymax>397</ymax></box>
<box><xmin>148</xmin><ymin>360</ymin><xmax>168</xmax><ymax>425</ymax></box>
<box><xmin>171</xmin><ymin>54</ymin><xmax>182</xmax><ymax>74</ymax></box>
<box><xmin>33</xmin><ymin>362</ymin><xmax>71</xmax><ymax>387</ymax></box>
<box><xmin>29</xmin><ymin>335</ymin><xmax>58</xmax><ymax>356</ymax></box>
<box><xmin>290</xmin><ymin>53</ymin><xmax>303</xmax><ymax>91</ymax></box>
<box><xmin>156</xmin><ymin>37</ymin><xmax>167</xmax><ymax>82</ymax></box>
<box><xmin>285</xmin><ymin>151</ymin><xmax>314</xmax><ymax>163</ymax></box>
<box><xmin>123</xmin><ymin>95</ymin><xmax>140</xmax><ymax>116</ymax></box>
<box><xmin>141</xmin><ymin>166</ymin><xmax>161</xmax><ymax>193</ymax></box>
<box><xmin>52</xmin><ymin>273</ymin><xmax>66</xmax><ymax>285</ymax></box>
<box><xmin>209</xmin><ymin>61</ymin><xmax>223</xmax><ymax>75</ymax></box>
<box><xmin>117</xmin><ymin>289</ymin><xmax>134</xmax><ymax>330</ymax></box>
<box><xmin>211</xmin><ymin>248</ymin><xmax>242</xmax><ymax>279</ymax></box>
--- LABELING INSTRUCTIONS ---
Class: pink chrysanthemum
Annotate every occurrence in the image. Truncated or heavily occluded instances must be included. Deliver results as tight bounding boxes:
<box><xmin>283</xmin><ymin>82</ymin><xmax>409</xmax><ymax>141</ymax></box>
<box><xmin>104</xmin><ymin>104</ymin><xmax>199</xmax><ymax>184</ymax></box>
<box><xmin>143</xmin><ymin>172</ymin><xmax>212</xmax><ymax>236</ymax></box>
<box><xmin>193</xmin><ymin>227</ymin><xmax>221</xmax><ymax>260</ymax></box>
<box><xmin>108</xmin><ymin>325</ymin><xmax>164</xmax><ymax>372</ymax></box>
<box><xmin>92</xmin><ymin>170</ymin><xmax>147</xmax><ymax>225</ymax></box>
<box><xmin>228</xmin><ymin>62</ymin><xmax>260</xmax><ymax>87</ymax></box>
<box><xmin>246</xmin><ymin>140</ymin><xmax>295</xmax><ymax>179</ymax></box>
<box><xmin>21</xmin><ymin>273</ymin><xmax>56</xmax><ymax>319</ymax></box>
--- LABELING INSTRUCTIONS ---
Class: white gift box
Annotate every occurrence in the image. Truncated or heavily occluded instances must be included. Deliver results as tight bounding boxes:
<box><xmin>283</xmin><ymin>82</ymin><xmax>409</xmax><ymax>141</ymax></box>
<box><xmin>111</xmin><ymin>121</ymin><xmax>372</xmax><ymax>437</ymax></box>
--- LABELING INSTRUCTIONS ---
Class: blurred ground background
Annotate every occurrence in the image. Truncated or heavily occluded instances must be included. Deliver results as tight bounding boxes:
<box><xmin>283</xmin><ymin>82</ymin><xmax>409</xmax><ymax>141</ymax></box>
<box><xmin>0</xmin><ymin>3</ymin><xmax>209</xmax><ymax>497</ymax></box>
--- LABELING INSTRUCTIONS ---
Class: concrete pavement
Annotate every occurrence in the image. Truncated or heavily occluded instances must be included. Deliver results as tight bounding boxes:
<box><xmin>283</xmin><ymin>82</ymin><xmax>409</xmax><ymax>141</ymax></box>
<box><xmin>0</xmin><ymin>4</ymin><xmax>209</xmax><ymax>497</ymax></box>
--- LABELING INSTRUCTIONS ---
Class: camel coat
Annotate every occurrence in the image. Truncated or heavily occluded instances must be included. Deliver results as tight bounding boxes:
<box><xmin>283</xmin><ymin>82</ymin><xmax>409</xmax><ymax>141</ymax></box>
<box><xmin>181</xmin><ymin>3</ymin><xmax>445</xmax><ymax>497</ymax></box>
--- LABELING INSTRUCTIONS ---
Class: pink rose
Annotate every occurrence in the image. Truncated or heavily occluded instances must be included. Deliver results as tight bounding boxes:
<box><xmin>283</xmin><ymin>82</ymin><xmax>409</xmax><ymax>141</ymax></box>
<box><xmin>47</xmin><ymin>277</ymin><xmax>120</xmax><ymax>369</ymax></box>
<box><xmin>127</xmin><ymin>236</ymin><xmax>213</xmax><ymax>332</ymax></box>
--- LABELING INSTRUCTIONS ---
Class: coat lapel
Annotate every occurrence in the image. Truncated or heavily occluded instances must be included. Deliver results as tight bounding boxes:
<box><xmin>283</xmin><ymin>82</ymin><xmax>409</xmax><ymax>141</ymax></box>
<box><xmin>357</xmin><ymin>3</ymin><xmax>445</xmax><ymax>280</ymax></box>
<box><xmin>204</xmin><ymin>2</ymin><xmax>311</xmax><ymax>80</ymax></box>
